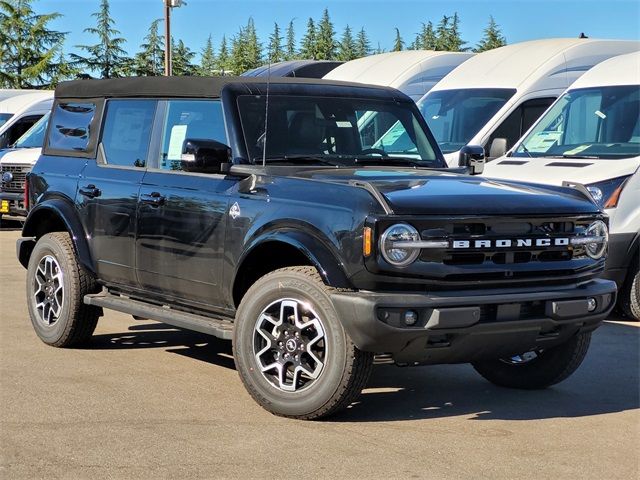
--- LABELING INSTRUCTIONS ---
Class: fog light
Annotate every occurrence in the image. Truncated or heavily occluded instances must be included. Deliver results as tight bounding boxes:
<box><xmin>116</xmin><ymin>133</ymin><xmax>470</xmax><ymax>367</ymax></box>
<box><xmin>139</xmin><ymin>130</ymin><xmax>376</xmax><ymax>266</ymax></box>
<box><xmin>587</xmin><ymin>297</ymin><xmax>597</xmax><ymax>312</ymax></box>
<box><xmin>404</xmin><ymin>310</ymin><xmax>418</xmax><ymax>326</ymax></box>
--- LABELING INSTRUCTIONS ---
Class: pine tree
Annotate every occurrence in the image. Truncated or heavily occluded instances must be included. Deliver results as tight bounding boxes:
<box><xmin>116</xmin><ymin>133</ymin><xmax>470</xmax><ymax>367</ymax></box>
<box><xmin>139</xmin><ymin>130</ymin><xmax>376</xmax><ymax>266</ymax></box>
<box><xmin>355</xmin><ymin>28</ymin><xmax>371</xmax><ymax>58</ymax></box>
<box><xmin>217</xmin><ymin>35</ymin><xmax>229</xmax><ymax>74</ymax></box>
<box><xmin>445</xmin><ymin>12</ymin><xmax>467</xmax><ymax>51</ymax></box>
<box><xmin>134</xmin><ymin>18</ymin><xmax>164</xmax><ymax>76</ymax></box>
<box><xmin>285</xmin><ymin>20</ymin><xmax>297</xmax><ymax>60</ymax></box>
<box><xmin>171</xmin><ymin>39</ymin><xmax>195</xmax><ymax>76</ymax></box>
<box><xmin>198</xmin><ymin>34</ymin><xmax>217</xmax><ymax>76</ymax></box>
<box><xmin>0</xmin><ymin>0</ymin><xmax>66</xmax><ymax>88</ymax></box>
<box><xmin>434</xmin><ymin>15</ymin><xmax>450</xmax><ymax>51</ymax></box>
<box><xmin>375</xmin><ymin>42</ymin><xmax>384</xmax><ymax>55</ymax></box>
<box><xmin>392</xmin><ymin>28</ymin><xmax>404</xmax><ymax>52</ymax></box>
<box><xmin>475</xmin><ymin>16</ymin><xmax>507</xmax><ymax>52</ymax></box>
<box><xmin>337</xmin><ymin>25</ymin><xmax>357</xmax><ymax>61</ymax></box>
<box><xmin>49</xmin><ymin>51</ymin><xmax>80</xmax><ymax>87</ymax></box>
<box><xmin>71</xmin><ymin>0</ymin><xmax>129</xmax><ymax>78</ymax></box>
<box><xmin>229</xmin><ymin>18</ymin><xmax>262</xmax><ymax>75</ymax></box>
<box><xmin>316</xmin><ymin>8</ymin><xmax>336</xmax><ymax>60</ymax></box>
<box><xmin>420</xmin><ymin>21</ymin><xmax>437</xmax><ymax>50</ymax></box>
<box><xmin>300</xmin><ymin>17</ymin><xmax>317</xmax><ymax>59</ymax></box>
<box><xmin>244</xmin><ymin>17</ymin><xmax>263</xmax><ymax>69</ymax></box>
<box><xmin>268</xmin><ymin>22</ymin><xmax>284</xmax><ymax>63</ymax></box>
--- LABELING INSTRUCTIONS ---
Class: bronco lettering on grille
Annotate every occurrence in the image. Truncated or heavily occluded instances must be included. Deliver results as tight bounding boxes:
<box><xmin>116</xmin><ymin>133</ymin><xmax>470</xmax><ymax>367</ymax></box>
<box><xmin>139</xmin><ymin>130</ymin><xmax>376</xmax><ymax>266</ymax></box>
<box><xmin>452</xmin><ymin>238</ymin><xmax>570</xmax><ymax>249</ymax></box>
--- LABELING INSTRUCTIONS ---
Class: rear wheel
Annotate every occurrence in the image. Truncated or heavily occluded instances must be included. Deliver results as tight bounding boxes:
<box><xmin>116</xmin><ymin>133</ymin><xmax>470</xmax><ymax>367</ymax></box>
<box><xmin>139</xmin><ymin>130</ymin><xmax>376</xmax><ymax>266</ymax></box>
<box><xmin>472</xmin><ymin>333</ymin><xmax>591</xmax><ymax>389</ymax></box>
<box><xmin>233</xmin><ymin>266</ymin><xmax>373</xmax><ymax>420</ymax></box>
<box><xmin>26</xmin><ymin>232</ymin><xmax>101</xmax><ymax>347</ymax></box>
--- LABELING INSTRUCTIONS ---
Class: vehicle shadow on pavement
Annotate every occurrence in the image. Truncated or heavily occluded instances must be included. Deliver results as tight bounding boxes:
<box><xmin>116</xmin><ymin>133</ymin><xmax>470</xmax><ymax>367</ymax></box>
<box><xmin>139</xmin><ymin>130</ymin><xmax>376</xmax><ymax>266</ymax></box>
<box><xmin>333</xmin><ymin>322</ymin><xmax>639</xmax><ymax>422</ymax></box>
<box><xmin>89</xmin><ymin>322</ymin><xmax>236</xmax><ymax>370</ymax></box>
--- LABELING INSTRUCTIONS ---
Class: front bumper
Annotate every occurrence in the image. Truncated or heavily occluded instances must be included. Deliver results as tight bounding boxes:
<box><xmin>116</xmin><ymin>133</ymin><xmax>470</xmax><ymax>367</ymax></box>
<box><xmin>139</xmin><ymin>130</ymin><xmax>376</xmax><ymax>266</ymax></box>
<box><xmin>331</xmin><ymin>279</ymin><xmax>617</xmax><ymax>365</ymax></box>
<box><xmin>0</xmin><ymin>191</ymin><xmax>26</xmax><ymax>218</ymax></box>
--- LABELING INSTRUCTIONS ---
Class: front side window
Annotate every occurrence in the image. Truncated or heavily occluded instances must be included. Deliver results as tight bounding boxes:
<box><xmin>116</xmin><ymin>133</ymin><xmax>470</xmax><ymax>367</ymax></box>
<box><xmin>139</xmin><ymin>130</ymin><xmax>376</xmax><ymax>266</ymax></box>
<box><xmin>0</xmin><ymin>113</ymin><xmax>12</xmax><ymax>128</ymax></box>
<box><xmin>419</xmin><ymin>88</ymin><xmax>516</xmax><ymax>153</ymax></box>
<box><xmin>48</xmin><ymin>102</ymin><xmax>95</xmax><ymax>151</ymax></box>
<box><xmin>158</xmin><ymin>99</ymin><xmax>227</xmax><ymax>171</ymax></box>
<box><xmin>101</xmin><ymin>99</ymin><xmax>156</xmax><ymax>167</ymax></box>
<box><xmin>514</xmin><ymin>86</ymin><xmax>640</xmax><ymax>159</ymax></box>
<box><xmin>15</xmin><ymin>112</ymin><xmax>50</xmax><ymax>148</ymax></box>
<box><xmin>238</xmin><ymin>95</ymin><xmax>441</xmax><ymax>167</ymax></box>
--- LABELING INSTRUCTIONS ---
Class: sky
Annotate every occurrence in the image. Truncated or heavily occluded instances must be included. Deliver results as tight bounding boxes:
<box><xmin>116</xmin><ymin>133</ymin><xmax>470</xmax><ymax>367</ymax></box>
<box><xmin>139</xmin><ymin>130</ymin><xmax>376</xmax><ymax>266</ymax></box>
<box><xmin>38</xmin><ymin>0</ymin><xmax>640</xmax><ymax>59</ymax></box>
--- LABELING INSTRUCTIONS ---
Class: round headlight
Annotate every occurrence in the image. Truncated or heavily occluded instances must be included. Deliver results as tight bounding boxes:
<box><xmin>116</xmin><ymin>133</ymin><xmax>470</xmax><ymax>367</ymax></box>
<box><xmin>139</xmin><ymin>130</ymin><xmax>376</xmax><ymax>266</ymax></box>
<box><xmin>584</xmin><ymin>220</ymin><xmax>608</xmax><ymax>259</ymax></box>
<box><xmin>380</xmin><ymin>223</ymin><xmax>420</xmax><ymax>267</ymax></box>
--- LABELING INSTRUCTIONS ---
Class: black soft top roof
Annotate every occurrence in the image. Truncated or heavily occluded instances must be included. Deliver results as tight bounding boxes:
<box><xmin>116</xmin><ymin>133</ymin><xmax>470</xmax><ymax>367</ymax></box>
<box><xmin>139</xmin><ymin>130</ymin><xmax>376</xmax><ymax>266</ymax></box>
<box><xmin>55</xmin><ymin>75</ymin><xmax>406</xmax><ymax>101</ymax></box>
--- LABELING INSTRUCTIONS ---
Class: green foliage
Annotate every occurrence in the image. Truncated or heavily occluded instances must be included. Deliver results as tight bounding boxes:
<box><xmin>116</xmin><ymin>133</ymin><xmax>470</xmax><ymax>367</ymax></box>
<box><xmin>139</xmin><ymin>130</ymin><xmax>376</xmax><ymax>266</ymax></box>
<box><xmin>475</xmin><ymin>16</ymin><xmax>507</xmax><ymax>52</ymax></box>
<box><xmin>0</xmin><ymin>0</ymin><xmax>66</xmax><ymax>88</ymax></box>
<box><xmin>268</xmin><ymin>22</ymin><xmax>284</xmax><ymax>63</ymax></box>
<box><xmin>217</xmin><ymin>35</ymin><xmax>229</xmax><ymax>74</ymax></box>
<box><xmin>229</xmin><ymin>18</ymin><xmax>262</xmax><ymax>74</ymax></box>
<box><xmin>285</xmin><ymin>20</ymin><xmax>297</xmax><ymax>60</ymax></box>
<box><xmin>355</xmin><ymin>28</ymin><xmax>371</xmax><ymax>58</ymax></box>
<box><xmin>316</xmin><ymin>8</ymin><xmax>336</xmax><ymax>60</ymax></box>
<box><xmin>338</xmin><ymin>25</ymin><xmax>357</xmax><ymax>61</ymax></box>
<box><xmin>300</xmin><ymin>17</ymin><xmax>317</xmax><ymax>60</ymax></box>
<box><xmin>134</xmin><ymin>18</ymin><xmax>164</xmax><ymax>76</ymax></box>
<box><xmin>198</xmin><ymin>34</ymin><xmax>216</xmax><ymax>76</ymax></box>
<box><xmin>392</xmin><ymin>27</ymin><xmax>404</xmax><ymax>52</ymax></box>
<box><xmin>172</xmin><ymin>38</ymin><xmax>195</xmax><ymax>75</ymax></box>
<box><xmin>71</xmin><ymin>0</ymin><xmax>129</xmax><ymax>78</ymax></box>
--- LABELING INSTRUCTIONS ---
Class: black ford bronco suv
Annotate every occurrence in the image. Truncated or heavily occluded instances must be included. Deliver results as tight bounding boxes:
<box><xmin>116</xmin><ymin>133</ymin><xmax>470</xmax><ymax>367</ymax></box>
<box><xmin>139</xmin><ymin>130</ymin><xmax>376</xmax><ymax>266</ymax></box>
<box><xmin>17</xmin><ymin>77</ymin><xmax>616</xmax><ymax>419</ymax></box>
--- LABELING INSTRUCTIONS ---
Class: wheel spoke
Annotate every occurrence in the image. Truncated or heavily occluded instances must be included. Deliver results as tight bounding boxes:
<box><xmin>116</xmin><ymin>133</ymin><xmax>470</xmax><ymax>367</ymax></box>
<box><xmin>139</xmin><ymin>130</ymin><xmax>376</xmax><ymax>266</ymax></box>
<box><xmin>33</xmin><ymin>255</ymin><xmax>64</xmax><ymax>327</ymax></box>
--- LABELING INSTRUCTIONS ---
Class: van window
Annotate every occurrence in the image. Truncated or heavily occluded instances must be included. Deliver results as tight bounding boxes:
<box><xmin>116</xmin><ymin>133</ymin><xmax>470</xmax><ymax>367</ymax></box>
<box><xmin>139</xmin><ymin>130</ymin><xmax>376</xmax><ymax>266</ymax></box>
<box><xmin>487</xmin><ymin>98</ymin><xmax>555</xmax><ymax>156</ymax></box>
<box><xmin>419</xmin><ymin>88</ymin><xmax>516</xmax><ymax>153</ymax></box>
<box><xmin>100</xmin><ymin>100</ymin><xmax>156</xmax><ymax>167</ymax></box>
<box><xmin>514</xmin><ymin>86</ymin><xmax>640</xmax><ymax>159</ymax></box>
<box><xmin>48</xmin><ymin>102</ymin><xmax>95</xmax><ymax>151</ymax></box>
<box><xmin>158</xmin><ymin>100</ymin><xmax>226</xmax><ymax>171</ymax></box>
<box><xmin>0</xmin><ymin>113</ymin><xmax>12</xmax><ymax>128</ymax></box>
<box><xmin>0</xmin><ymin>114</ymin><xmax>43</xmax><ymax>149</ymax></box>
<box><xmin>15</xmin><ymin>112</ymin><xmax>50</xmax><ymax>148</ymax></box>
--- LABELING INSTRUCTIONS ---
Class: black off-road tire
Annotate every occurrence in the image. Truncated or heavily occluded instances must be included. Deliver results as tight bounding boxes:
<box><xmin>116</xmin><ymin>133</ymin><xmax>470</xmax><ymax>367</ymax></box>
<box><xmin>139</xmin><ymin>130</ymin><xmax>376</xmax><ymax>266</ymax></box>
<box><xmin>472</xmin><ymin>332</ymin><xmax>592</xmax><ymax>390</ymax></box>
<box><xmin>233</xmin><ymin>266</ymin><xmax>373</xmax><ymax>420</ymax></box>
<box><xmin>26</xmin><ymin>232</ymin><xmax>101</xmax><ymax>347</ymax></box>
<box><xmin>619</xmin><ymin>259</ymin><xmax>640</xmax><ymax>321</ymax></box>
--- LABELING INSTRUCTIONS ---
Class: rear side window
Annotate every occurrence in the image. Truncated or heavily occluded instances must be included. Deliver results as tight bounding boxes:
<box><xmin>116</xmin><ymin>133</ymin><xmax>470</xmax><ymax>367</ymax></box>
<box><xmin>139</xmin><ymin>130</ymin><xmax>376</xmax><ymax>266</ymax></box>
<box><xmin>100</xmin><ymin>100</ymin><xmax>157</xmax><ymax>168</ymax></box>
<box><xmin>48</xmin><ymin>102</ymin><xmax>96</xmax><ymax>151</ymax></box>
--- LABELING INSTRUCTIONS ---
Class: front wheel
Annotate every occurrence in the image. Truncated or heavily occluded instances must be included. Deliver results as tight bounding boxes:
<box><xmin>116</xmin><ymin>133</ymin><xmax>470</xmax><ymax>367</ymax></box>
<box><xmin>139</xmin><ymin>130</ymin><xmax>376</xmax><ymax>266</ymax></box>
<box><xmin>620</xmin><ymin>260</ymin><xmax>640</xmax><ymax>321</ymax></box>
<box><xmin>233</xmin><ymin>266</ymin><xmax>373</xmax><ymax>420</ymax></box>
<box><xmin>472</xmin><ymin>332</ymin><xmax>592</xmax><ymax>389</ymax></box>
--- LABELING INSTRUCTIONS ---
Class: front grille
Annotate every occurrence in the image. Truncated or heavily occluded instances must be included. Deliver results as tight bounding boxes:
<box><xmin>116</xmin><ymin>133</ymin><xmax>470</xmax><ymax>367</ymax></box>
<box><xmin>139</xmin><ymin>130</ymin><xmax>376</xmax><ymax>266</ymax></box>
<box><xmin>1</xmin><ymin>164</ymin><xmax>28</xmax><ymax>193</ymax></box>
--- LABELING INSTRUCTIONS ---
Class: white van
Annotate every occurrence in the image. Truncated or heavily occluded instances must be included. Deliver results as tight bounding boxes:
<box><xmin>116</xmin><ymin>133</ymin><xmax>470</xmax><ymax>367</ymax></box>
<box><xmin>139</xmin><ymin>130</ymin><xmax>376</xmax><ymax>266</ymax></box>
<box><xmin>0</xmin><ymin>91</ymin><xmax>53</xmax><ymax>149</ymax></box>
<box><xmin>483</xmin><ymin>52</ymin><xmax>640</xmax><ymax>320</ymax></box>
<box><xmin>0</xmin><ymin>89</ymin><xmax>44</xmax><ymax>103</ymax></box>
<box><xmin>418</xmin><ymin>38</ymin><xmax>639</xmax><ymax>166</ymax></box>
<box><xmin>323</xmin><ymin>50</ymin><xmax>474</xmax><ymax>101</ymax></box>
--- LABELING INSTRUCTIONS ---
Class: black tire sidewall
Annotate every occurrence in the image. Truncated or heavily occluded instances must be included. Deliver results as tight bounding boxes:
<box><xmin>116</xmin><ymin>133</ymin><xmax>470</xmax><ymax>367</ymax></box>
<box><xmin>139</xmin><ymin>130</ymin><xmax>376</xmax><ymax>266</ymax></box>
<box><xmin>233</xmin><ymin>270</ymin><xmax>349</xmax><ymax>417</ymax></box>
<box><xmin>26</xmin><ymin>234</ymin><xmax>78</xmax><ymax>345</ymax></box>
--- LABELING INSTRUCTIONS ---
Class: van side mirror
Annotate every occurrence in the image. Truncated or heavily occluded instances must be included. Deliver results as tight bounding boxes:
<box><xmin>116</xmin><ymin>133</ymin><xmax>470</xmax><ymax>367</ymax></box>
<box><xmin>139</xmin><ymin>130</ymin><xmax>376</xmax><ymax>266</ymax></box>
<box><xmin>488</xmin><ymin>138</ymin><xmax>508</xmax><ymax>159</ymax></box>
<box><xmin>181</xmin><ymin>139</ymin><xmax>231</xmax><ymax>174</ymax></box>
<box><xmin>459</xmin><ymin>145</ymin><xmax>485</xmax><ymax>175</ymax></box>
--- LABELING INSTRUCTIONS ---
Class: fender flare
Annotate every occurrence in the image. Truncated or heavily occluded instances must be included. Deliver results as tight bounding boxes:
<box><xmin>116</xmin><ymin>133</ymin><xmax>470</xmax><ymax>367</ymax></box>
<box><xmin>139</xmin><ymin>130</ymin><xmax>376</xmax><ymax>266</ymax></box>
<box><xmin>19</xmin><ymin>199</ymin><xmax>94</xmax><ymax>273</ymax></box>
<box><xmin>235</xmin><ymin>228</ymin><xmax>352</xmax><ymax>290</ymax></box>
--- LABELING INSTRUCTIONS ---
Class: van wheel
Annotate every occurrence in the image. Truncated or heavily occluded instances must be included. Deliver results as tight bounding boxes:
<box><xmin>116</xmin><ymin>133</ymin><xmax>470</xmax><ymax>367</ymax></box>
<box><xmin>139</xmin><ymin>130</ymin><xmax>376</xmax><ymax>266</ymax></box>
<box><xmin>233</xmin><ymin>266</ymin><xmax>373</xmax><ymax>420</ymax></box>
<box><xmin>472</xmin><ymin>332</ymin><xmax>591</xmax><ymax>389</ymax></box>
<box><xmin>620</xmin><ymin>261</ymin><xmax>640</xmax><ymax>321</ymax></box>
<box><xmin>26</xmin><ymin>232</ymin><xmax>101</xmax><ymax>347</ymax></box>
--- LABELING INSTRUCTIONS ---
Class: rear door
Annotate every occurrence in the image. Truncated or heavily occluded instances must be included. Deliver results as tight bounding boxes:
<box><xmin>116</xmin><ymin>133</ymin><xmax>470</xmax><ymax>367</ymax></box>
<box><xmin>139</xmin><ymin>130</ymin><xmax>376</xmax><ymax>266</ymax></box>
<box><xmin>136</xmin><ymin>99</ymin><xmax>234</xmax><ymax>308</ymax></box>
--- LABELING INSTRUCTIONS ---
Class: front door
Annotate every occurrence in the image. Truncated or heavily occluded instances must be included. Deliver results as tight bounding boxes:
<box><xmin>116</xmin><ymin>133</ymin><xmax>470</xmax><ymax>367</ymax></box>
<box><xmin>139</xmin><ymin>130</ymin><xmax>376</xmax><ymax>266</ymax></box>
<box><xmin>135</xmin><ymin>99</ymin><xmax>233</xmax><ymax>308</ymax></box>
<box><xmin>77</xmin><ymin>99</ymin><xmax>157</xmax><ymax>288</ymax></box>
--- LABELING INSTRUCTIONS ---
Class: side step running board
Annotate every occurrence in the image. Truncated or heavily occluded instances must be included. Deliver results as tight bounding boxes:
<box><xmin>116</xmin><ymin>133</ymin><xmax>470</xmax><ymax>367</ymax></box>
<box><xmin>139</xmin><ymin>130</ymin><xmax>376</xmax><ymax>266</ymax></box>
<box><xmin>84</xmin><ymin>292</ymin><xmax>234</xmax><ymax>340</ymax></box>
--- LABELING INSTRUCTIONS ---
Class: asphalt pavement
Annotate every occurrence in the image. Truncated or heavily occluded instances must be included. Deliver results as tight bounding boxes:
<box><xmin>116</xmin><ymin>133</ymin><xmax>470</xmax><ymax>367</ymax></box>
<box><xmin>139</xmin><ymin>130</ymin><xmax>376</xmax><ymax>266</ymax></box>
<box><xmin>1</xmin><ymin>225</ymin><xmax>638</xmax><ymax>479</ymax></box>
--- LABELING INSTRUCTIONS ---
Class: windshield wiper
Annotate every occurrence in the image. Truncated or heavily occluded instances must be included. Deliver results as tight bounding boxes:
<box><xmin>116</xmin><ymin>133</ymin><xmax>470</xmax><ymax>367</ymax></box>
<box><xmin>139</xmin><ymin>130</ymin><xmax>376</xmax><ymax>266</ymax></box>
<box><xmin>256</xmin><ymin>155</ymin><xmax>344</xmax><ymax>167</ymax></box>
<box><xmin>519</xmin><ymin>144</ymin><xmax>533</xmax><ymax>158</ymax></box>
<box><xmin>561</xmin><ymin>154</ymin><xmax>600</xmax><ymax>159</ymax></box>
<box><xmin>353</xmin><ymin>156</ymin><xmax>424</xmax><ymax>167</ymax></box>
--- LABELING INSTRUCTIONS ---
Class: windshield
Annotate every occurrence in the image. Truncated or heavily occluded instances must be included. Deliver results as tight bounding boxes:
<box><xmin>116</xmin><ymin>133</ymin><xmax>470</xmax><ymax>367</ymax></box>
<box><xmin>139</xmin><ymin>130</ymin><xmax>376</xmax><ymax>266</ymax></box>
<box><xmin>418</xmin><ymin>88</ymin><xmax>516</xmax><ymax>153</ymax></box>
<box><xmin>514</xmin><ymin>86</ymin><xmax>640</xmax><ymax>159</ymax></box>
<box><xmin>0</xmin><ymin>113</ymin><xmax>12</xmax><ymax>128</ymax></box>
<box><xmin>237</xmin><ymin>94</ymin><xmax>444</xmax><ymax>168</ymax></box>
<box><xmin>14</xmin><ymin>112</ymin><xmax>49</xmax><ymax>148</ymax></box>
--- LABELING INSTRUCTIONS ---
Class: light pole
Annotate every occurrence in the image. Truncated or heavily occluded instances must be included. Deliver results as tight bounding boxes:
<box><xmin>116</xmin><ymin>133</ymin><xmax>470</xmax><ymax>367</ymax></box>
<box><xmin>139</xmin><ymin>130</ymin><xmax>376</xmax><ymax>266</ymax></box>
<box><xmin>163</xmin><ymin>0</ymin><xmax>184</xmax><ymax>76</ymax></box>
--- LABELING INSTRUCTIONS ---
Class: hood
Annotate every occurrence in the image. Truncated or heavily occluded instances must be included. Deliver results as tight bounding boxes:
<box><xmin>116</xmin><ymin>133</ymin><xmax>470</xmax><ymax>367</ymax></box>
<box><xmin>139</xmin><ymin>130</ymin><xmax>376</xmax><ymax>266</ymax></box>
<box><xmin>0</xmin><ymin>147</ymin><xmax>41</xmax><ymax>165</ymax></box>
<box><xmin>483</xmin><ymin>156</ymin><xmax>640</xmax><ymax>187</ymax></box>
<box><xmin>290</xmin><ymin>167</ymin><xmax>599</xmax><ymax>215</ymax></box>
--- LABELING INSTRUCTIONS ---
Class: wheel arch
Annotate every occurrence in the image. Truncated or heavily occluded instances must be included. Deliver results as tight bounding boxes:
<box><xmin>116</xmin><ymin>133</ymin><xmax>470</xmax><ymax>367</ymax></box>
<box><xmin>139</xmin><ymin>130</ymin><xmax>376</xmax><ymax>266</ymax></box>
<box><xmin>232</xmin><ymin>229</ymin><xmax>352</xmax><ymax>308</ymax></box>
<box><xmin>18</xmin><ymin>199</ymin><xmax>93</xmax><ymax>273</ymax></box>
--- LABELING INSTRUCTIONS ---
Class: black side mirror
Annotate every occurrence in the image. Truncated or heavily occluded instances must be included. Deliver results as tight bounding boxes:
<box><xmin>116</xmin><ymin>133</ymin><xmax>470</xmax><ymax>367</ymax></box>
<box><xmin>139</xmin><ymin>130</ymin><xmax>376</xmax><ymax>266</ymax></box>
<box><xmin>181</xmin><ymin>139</ymin><xmax>231</xmax><ymax>174</ymax></box>
<box><xmin>459</xmin><ymin>145</ymin><xmax>485</xmax><ymax>175</ymax></box>
<box><xmin>488</xmin><ymin>138</ymin><xmax>507</xmax><ymax>159</ymax></box>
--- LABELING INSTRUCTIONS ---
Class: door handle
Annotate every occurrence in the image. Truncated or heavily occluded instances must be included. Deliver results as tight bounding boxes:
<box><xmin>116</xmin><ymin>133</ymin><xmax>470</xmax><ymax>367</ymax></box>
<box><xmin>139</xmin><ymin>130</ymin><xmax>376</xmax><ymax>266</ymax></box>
<box><xmin>79</xmin><ymin>184</ymin><xmax>101</xmax><ymax>198</ymax></box>
<box><xmin>140</xmin><ymin>192</ymin><xmax>165</xmax><ymax>207</ymax></box>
